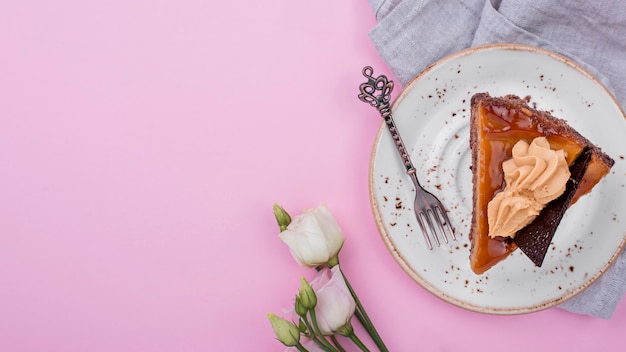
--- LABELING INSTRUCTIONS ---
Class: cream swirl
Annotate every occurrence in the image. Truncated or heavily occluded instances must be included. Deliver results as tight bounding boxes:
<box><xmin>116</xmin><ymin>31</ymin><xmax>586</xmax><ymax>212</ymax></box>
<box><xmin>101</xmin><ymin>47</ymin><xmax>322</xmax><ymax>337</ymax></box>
<box><xmin>488</xmin><ymin>137</ymin><xmax>570</xmax><ymax>238</ymax></box>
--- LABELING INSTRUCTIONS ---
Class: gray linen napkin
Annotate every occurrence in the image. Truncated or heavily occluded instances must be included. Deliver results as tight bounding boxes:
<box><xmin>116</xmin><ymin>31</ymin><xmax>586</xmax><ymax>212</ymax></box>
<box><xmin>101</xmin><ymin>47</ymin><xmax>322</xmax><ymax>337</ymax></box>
<box><xmin>367</xmin><ymin>0</ymin><xmax>626</xmax><ymax>319</ymax></box>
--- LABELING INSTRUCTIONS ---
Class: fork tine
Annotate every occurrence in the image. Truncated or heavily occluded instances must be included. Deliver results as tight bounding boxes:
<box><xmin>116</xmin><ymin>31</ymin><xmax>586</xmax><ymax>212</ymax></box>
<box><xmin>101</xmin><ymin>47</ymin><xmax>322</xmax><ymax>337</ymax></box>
<box><xmin>432</xmin><ymin>206</ymin><xmax>450</xmax><ymax>244</ymax></box>
<box><xmin>423</xmin><ymin>208</ymin><xmax>441</xmax><ymax>247</ymax></box>
<box><xmin>436</xmin><ymin>205</ymin><xmax>456</xmax><ymax>241</ymax></box>
<box><xmin>415</xmin><ymin>211</ymin><xmax>433</xmax><ymax>250</ymax></box>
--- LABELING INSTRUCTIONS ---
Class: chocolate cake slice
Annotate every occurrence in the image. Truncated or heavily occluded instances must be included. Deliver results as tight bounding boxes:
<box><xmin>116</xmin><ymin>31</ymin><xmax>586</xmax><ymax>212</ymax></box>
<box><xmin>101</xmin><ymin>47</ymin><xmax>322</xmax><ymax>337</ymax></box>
<box><xmin>469</xmin><ymin>93</ymin><xmax>614</xmax><ymax>274</ymax></box>
<box><xmin>513</xmin><ymin>148</ymin><xmax>592</xmax><ymax>267</ymax></box>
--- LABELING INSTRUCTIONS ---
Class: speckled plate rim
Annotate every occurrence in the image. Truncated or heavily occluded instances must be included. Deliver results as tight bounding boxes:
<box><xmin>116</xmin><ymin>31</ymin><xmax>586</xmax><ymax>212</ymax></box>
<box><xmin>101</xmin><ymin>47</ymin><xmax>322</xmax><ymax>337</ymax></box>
<box><xmin>368</xmin><ymin>43</ymin><xmax>626</xmax><ymax>315</ymax></box>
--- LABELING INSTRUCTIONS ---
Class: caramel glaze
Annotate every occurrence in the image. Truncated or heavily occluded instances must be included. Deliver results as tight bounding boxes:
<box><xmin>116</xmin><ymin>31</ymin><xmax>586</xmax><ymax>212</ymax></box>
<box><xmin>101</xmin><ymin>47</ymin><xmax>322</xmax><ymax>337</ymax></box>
<box><xmin>470</xmin><ymin>96</ymin><xmax>613</xmax><ymax>275</ymax></box>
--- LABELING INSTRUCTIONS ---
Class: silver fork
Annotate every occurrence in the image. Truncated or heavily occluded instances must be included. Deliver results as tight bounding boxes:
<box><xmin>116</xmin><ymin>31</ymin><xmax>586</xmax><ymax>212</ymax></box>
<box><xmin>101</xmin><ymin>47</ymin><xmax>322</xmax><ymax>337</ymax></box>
<box><xmin>358</xmin><ymin>66</ymin><xmax>456</xmax><ymax>249</ymax></box>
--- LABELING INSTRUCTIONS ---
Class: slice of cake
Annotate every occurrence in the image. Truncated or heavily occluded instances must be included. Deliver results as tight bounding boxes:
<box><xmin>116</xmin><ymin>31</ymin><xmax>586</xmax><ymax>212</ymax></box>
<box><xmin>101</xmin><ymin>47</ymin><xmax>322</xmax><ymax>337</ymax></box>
<box><xmin>469</xmin><ymin>93</ymin><xmax>614</xmax><ymax>275</ymax></box>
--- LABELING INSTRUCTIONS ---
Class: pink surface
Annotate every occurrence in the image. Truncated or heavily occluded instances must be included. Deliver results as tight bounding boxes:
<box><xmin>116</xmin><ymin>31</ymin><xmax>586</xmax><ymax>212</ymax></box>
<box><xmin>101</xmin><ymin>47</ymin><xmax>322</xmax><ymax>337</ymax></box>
<box><xmin>0</xmin><ymin>1</ymin><xmax>624</xmax><ymax>351</ymax></box>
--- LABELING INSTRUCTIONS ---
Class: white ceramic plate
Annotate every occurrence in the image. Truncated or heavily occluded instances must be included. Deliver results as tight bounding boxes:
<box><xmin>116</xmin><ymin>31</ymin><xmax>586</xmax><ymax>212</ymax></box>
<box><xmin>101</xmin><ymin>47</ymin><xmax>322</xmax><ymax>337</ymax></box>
<box><xmin>369</xmin><ymin>44</ymin><xmax>626</xmax><ymax>314</ymax></box>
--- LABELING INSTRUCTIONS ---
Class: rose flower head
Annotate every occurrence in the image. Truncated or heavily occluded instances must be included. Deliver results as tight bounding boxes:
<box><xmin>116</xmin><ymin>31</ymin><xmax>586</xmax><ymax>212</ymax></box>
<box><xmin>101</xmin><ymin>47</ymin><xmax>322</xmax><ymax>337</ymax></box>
<box><xmin>278</xmin><ymin>204</ymin><xmax>345</xmax><ymax>268</ymax></box>
<box><xmin>309</xmin><ymin>266</ymin><xmax>356</xmax><ymax>335</ymax></box>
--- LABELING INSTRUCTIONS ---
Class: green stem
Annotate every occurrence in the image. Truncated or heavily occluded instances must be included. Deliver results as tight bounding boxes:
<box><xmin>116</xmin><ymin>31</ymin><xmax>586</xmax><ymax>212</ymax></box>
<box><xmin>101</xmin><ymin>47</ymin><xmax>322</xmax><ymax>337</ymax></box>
<box><xmin>295</xmin><ymin>342</ymin><xmax>310</xmax><ymax>352</ymax></box>
<box><xmin>330</xmin><ymin>336</ymin><xmax>347</xmax><ymax>352</ymax></box>
<box><xmin>353</xmin><ymin>309</ymin><xmax>366</xmax><ymax>328</ymax></box>
<box><xmin>299</xmin><ymin>318</ymin><xmax>312</xmax><ymax>338</ymax></box>
<box><xmin>308</xmin><ymin>310</ymin><xmax>340</xmax><ymax>352</ymax></box>
<box><xmin>300</xmin><ymin>317</ymin><xmax>326</xmax><ymax>349</ymax></box>
<box><xmin>347</xmin><ymin>332</ymin><xmax>371</xmax><ymax>352</ymax></box>
<box><xmin>339</xmin><ymin>267</ymin><xmax>389</xmax><ymax>352</ymax></box>
<box><xmin>309</xmin><ymin>333</ymin><xmax>336</xmax><ymax>351</ymax></box>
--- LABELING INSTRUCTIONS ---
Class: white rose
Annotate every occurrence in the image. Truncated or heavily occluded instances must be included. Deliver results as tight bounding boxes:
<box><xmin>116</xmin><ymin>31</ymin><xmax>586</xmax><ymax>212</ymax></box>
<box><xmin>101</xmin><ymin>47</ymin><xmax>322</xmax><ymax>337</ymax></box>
<box><xmin>279</xmin><ymin>204</ymin><xmax>345</xmax><ymax>268</ymax></box>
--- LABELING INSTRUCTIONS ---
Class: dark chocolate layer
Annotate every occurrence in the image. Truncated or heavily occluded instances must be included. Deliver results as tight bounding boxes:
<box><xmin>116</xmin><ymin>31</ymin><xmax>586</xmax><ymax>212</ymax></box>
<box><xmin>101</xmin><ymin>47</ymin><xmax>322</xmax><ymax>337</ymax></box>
<box><xmin>513</xmin><ymin>148</ymin><xmax>592</xmax><ymax>267</ymax></box>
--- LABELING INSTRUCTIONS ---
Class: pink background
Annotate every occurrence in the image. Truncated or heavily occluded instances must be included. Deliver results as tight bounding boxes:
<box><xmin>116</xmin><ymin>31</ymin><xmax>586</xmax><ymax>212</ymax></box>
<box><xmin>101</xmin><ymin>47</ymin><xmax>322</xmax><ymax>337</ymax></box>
<box><xmin>0</xmin><ymin>1</ymin><xmax>624</xmax><ymax>351</ymax></box>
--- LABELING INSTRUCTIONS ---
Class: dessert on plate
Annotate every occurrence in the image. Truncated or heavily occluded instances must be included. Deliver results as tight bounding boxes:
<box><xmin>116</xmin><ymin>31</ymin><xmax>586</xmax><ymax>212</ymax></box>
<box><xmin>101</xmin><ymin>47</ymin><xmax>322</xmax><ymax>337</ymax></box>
<box><xmin>469</xmin><ymin>93</ymin><xmax>614</xmax><ymax>275</ymax></box>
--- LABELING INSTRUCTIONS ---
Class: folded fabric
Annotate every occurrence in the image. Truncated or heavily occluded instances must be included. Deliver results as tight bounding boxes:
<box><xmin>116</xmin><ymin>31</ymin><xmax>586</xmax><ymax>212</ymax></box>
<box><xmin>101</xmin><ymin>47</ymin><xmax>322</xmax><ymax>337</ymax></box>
<box><xmin>367</xmin><ymin>0</ymin><xmax>626</xmax><ymax>319</ymax></box>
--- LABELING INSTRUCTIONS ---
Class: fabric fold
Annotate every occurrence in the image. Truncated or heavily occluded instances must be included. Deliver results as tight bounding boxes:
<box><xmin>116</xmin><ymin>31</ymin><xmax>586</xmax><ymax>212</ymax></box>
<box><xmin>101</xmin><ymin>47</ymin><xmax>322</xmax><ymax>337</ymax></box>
<box><xmin>369</xmin><ymin>0</ymin><xmax>484</xmax><ymax>85</ymax></box>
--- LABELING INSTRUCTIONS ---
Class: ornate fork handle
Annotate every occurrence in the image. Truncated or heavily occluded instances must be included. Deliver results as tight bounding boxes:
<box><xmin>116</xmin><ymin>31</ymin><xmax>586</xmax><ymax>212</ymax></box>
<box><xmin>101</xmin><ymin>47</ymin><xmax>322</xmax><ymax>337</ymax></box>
<box><xmin>359</xmin><ymin>66</ymin><xmax>455</xmax><ymax>249</ymax></box>
<box><xmin>358</xmin><ymin>66</ymin><xmax>416</xmax><ymax>176</ymax></box>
